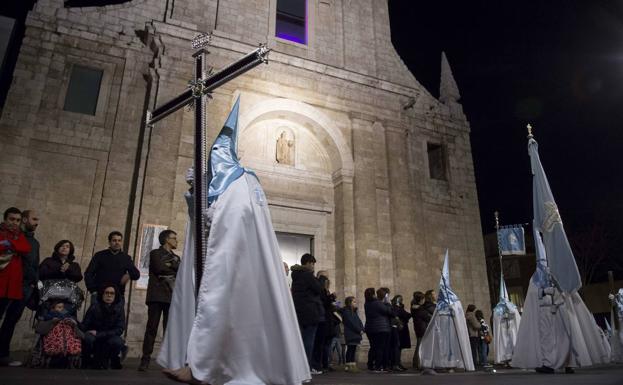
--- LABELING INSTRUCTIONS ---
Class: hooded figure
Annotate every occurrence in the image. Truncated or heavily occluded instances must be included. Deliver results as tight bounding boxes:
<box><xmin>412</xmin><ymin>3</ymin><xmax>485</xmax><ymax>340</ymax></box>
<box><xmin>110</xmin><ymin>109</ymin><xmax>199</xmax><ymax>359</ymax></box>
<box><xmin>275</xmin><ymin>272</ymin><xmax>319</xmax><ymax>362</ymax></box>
<box><xmin>609</xmin><ymin>289</ymin><xmax>623</xmax><ymax>362</ymax></box>
<box><xmin>419</xmin><ymin>250</ymin><xmax>474</xmax><ymax>371</ymax></box>
<box><xmin>162</xmin><ymin>97</ymin><xmax>310</xmax><ymax>385</ymax></box>
<box><xmin>512</xmin><ymin>136</ymin><xmax>610</xmax><ymax>372</ymax></box>
<box><xmin>492</xmin><ymin>276</ymin><xmax>521</xmax><ymax>364</ymax></box>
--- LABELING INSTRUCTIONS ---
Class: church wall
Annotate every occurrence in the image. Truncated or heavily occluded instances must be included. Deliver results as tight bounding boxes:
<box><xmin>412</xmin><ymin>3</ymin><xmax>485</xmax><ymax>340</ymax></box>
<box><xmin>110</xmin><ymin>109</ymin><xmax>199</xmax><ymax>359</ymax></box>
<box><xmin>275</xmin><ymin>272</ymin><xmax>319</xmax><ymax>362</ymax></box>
<box><xmin>0</xmin><ymin>0</ymin><xmax>489</xmax><ymax>359</ymax></box>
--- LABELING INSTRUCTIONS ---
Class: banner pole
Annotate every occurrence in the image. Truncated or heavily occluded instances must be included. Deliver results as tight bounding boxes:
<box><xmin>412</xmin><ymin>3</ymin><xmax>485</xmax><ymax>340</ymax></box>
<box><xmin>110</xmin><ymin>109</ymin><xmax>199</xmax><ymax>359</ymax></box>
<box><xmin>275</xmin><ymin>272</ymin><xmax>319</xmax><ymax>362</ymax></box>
<box><xmin>495</xmin><ymin>211</ymin><xmax>504</xmax><ymax>280</ymax></box>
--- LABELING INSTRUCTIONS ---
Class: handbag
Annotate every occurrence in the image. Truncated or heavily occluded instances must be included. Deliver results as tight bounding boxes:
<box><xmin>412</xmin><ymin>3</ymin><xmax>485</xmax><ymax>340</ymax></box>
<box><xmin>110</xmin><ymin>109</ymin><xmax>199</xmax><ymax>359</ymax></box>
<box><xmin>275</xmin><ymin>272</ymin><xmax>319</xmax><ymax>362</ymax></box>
<box><xmin>483</xmin><ymin>334</ymin><xmax>492</xmax><ymax>344</ymax></box>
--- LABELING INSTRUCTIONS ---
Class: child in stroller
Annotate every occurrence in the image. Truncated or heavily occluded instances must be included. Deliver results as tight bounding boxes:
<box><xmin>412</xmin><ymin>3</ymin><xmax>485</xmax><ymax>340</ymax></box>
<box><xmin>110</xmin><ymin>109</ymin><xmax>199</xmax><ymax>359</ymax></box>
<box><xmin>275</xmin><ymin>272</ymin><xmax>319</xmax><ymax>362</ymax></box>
<box><xmin>34</xmin><ymin>299</ymin><xmax>84</xmax><ymax>367</ymax></box>
<box><xmin>28</xmin><ymin>278</ymin><xmax>85</xmax><ymax>368</ymax></box>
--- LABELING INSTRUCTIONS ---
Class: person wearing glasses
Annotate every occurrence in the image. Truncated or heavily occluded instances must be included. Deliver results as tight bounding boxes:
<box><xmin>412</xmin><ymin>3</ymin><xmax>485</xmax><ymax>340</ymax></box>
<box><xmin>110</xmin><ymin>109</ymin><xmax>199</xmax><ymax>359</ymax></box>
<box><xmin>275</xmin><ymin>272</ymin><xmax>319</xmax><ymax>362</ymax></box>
<box><xmin>81</xmin><ymin>285</ymin><xmax>126</xmax><ymax>369</ymax></box>
<box><xmin>138</xmin><ymin>229</ymin><xmax>180</xmax><ymax>371</ymax></box>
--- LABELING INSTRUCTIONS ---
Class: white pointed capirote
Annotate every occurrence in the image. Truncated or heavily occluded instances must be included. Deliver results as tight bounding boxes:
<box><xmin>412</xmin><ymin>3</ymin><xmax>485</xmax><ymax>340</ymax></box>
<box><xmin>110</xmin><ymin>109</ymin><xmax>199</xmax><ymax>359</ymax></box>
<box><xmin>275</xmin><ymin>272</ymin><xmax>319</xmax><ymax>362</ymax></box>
<box><xmin>171</xmin><ymin>97</ymin><xmax>311</xmax><ymax>385</ymax></box>
<box><xmin>492</xmin><ymin>275</ymin><xmax>521</xmax><ymax>364</ymax></box>
<box><xmin>419</xmin><ymin>250</ymin><xmax>474</xmax><ymax>371</ymax></box>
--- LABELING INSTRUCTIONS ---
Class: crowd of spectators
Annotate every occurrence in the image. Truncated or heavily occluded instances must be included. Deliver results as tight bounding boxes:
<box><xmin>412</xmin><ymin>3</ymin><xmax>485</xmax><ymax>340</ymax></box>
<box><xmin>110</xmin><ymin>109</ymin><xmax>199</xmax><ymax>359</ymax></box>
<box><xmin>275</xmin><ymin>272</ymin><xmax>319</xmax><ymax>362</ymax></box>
<box><xmin>289</xmin><ymin>252</ymin><xmax>469</xmax><ymax>374</ymax></box>
<box><xmin>1</xmin><ymin>205</ymin><xmax>491</xmax><ymax>372</ymax></box>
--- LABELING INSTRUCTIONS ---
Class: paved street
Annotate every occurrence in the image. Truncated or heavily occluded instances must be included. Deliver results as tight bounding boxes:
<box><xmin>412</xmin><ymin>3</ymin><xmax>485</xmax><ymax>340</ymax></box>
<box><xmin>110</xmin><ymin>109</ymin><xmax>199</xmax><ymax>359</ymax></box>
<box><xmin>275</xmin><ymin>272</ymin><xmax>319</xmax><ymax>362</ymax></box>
<box><xmin>1</xmin><ymin>359</ymin><xmax>622</xmax><ymax>385</ymax></box>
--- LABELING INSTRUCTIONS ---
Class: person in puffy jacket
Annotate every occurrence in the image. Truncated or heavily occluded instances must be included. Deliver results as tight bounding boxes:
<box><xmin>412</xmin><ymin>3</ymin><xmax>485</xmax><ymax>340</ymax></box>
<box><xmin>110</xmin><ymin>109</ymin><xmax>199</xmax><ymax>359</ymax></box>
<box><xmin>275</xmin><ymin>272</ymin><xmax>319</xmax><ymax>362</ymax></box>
<box><xmin>341</xmin><ymin>296</ymin><xmax>363</xmax><ymax>372</ymax></box>
<box><xmin>364</xmin><ymin>287</ymin><xmax>393</xmax><ymax>372</ymax></box>
<box><xmin>290</xmin><ymin>253</ymin><xmax>323</xmax><ymax>373</ymax></box>
<box><xmin>81</xmin><ymin>285</ymin><xmax>126</xmax><ymax>369</ymax></box>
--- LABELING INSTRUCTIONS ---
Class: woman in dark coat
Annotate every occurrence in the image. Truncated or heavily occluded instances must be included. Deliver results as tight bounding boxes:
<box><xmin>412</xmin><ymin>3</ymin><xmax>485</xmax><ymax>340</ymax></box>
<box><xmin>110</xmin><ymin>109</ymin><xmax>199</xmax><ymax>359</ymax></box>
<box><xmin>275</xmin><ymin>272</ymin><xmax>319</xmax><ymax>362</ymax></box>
<box><xmin>38</xmin><ymin>240</ymin><xmax>83</xmax><ymax>283</ymax></box>
<box><xmin>312</xmin><ymin>275</ymin><xmax>336</xmax><ymax>371</ymax></box>
<box><xmin>341</xmin><ymin>296</ymin><xmax>363</xmax><ymax>371</ymax></box>
<box><xmin>81</xmin><ymin>285</ymin><xmax>126</xmax><ymax>369</ymax></box>
<box><xmin>391</xmin><ymin>295</ymin><xmax>411</xmax><ymax>371</ymax></box>
<box><xmin>364</xmin><ymin>287</ymin><xmax>393</xmax><ymax>372</ymax></box>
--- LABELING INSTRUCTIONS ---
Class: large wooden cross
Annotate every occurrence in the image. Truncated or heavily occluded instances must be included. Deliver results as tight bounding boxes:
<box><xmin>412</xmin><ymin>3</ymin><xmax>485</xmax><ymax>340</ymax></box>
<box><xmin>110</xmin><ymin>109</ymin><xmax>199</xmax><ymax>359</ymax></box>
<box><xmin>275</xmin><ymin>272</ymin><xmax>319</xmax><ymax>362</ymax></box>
<box><xmin>146</xmin><ymin>33</ymin><xmax>270</xmax><ymax>293</ymax></box>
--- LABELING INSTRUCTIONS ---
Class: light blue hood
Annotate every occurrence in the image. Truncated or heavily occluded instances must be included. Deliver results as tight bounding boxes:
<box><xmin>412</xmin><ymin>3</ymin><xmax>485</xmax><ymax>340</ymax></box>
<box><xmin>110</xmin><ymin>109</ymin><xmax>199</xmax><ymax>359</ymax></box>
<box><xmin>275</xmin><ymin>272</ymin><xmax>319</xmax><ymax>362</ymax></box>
<box><xmin>208</xmin><ymin>97</ymin><xmax>246</xmax><ymax>205</ymax></box>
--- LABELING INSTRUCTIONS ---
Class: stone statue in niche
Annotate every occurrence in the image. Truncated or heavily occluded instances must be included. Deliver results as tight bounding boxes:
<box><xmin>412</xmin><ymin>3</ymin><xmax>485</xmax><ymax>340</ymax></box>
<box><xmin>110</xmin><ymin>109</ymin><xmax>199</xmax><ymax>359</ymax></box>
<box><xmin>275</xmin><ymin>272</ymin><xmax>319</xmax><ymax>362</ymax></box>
<box><xmin>276</xmin><ymin>131</ymin><xmax>294</xmax><ymax>166</ymax></box>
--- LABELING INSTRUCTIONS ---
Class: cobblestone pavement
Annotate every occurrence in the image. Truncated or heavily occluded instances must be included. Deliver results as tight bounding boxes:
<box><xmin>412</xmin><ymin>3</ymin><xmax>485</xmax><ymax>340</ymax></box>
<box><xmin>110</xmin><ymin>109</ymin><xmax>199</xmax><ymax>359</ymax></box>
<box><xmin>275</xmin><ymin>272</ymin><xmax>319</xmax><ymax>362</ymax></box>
<box><xmin>1</xmin><ymin>360</ymin><xmax>622</xmax><ymax>385</ymax></box>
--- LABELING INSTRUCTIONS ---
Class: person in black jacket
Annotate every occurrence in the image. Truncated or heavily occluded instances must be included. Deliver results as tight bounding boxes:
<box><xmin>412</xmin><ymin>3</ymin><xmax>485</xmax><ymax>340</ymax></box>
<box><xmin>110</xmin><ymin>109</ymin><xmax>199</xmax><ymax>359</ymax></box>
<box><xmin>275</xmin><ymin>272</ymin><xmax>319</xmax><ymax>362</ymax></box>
<box><xmin>138</xmin><ymin>229</ymin><xmax>180</xmax><ymax>371</ymax></box>
<box><xmin>364</xmin><ymin>287</ymin><xmax>393</xmax><ymax>372</ymax></box>
<box><xmin>410</xmin><ymin>291</ymin><xmax>431</xmax><ymax>369</ymax></box>
<box><xmin>312</xmin><ymin>275</ymin><xmax>337</xmax><ymax>372</ymax></box>
<box><xmin>391</xmin><ymin>295</ymin><xmax>411</xmax><ymax>371</ymax></box>
<box><xmin>290</xmin><ymin>253</ymin><xmax>323</xmax><ymax>374</ymax></box>
<box><xmin>81</xmin><ymin>284</ymin><xmax>126</xmax><ymax>369</ymax></box>
<box><xmin>84</xmin><ymin>231</ymin><xmax>139</xmax><ymax>304</ymax></box>
<box><xmin>39</xmin><ymin>240</ymin><xmax>83</xmax><ymax>283</ymax></box>
<box><xmin>341</xmin><ymin>296</ymin><xmax>363</xmax><ymax>372</ymax></box>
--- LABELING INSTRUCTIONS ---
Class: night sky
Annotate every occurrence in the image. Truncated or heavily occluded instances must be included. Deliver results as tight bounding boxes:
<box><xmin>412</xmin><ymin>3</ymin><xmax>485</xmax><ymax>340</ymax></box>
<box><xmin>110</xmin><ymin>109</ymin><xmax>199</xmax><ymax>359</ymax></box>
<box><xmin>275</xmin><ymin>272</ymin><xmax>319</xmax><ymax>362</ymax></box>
<box><xmin>389</xmin><ymin>1</ymin><xmax>623</xmax><ymax>280</ymax></box>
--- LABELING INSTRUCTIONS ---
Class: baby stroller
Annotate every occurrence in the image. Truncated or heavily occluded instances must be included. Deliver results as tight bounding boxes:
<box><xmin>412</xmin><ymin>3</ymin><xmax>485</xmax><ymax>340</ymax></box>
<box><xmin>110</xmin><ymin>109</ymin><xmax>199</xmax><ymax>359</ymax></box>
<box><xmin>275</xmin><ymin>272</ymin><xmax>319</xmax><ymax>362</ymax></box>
<box><xmin>28</xmin><ymin>279</ymin><xmax>85</xmax><ymax>368</ymax></box>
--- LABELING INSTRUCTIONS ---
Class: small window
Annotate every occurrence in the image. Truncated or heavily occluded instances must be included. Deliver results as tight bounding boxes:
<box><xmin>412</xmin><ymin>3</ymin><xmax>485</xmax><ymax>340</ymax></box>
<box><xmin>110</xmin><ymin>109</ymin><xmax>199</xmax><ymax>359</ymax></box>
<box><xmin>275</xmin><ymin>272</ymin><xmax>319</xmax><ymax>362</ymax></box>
<box><xmin>276</xmin><ymin>0</ymin><xmax>307</xmax><ymax>44</ymax></box>
<box><xmin>427</xmin><ymin>142</ymin><xmax>447</xmax><ymax>181</ymax></box>
<box><xmin>63</xmin><ymin>65</ymin><xmax>103</xmax><ymax>115</ymax></box>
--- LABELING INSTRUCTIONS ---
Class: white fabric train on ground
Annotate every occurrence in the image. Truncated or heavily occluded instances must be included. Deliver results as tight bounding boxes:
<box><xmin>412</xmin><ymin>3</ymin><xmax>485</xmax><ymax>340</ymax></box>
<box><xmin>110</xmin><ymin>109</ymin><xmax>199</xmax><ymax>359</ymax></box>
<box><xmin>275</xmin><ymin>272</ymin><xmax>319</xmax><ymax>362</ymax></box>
<box><xmin>419</xmin><ymin>250</ymin><xmax>474</xmax><ymax>371</ymax></box>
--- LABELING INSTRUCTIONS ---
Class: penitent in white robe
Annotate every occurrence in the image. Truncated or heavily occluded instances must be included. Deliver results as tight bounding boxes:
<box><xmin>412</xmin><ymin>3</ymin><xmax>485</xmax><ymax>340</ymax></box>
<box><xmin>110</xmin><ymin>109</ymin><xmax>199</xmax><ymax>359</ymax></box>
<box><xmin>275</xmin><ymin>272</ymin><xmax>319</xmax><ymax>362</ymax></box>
<box><xmin>186</xmin><ymin>173</ymin><xmax>310</xmax><ymax>385</ymax></box>
<box><xmin>492</xmin><ymin>305</ymin><xmax>521</xmax><ymax>364</ymax></box>
<box><xmin>611</xmin><ymin>290</ymin><xmax>623</xmax><ymax>363</ymax></box>
<box><xmin>419</xmin><ymin>301</ymin><xmax>475</xmax><ymax>371</ymax></box>
<box><xmin>512</xmin><ymin>282</ymin><xmax>610</xmax><ymax>369</ymax></box>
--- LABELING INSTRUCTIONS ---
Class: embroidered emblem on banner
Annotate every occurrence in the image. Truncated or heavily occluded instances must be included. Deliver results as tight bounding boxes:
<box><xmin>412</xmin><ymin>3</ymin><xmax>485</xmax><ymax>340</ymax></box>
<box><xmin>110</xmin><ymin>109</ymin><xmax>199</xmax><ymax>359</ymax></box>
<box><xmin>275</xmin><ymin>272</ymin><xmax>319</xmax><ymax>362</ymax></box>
<box><xmin>542</xmin><ymin>201</ymin><xmax>561</xmax><ymax>232</ymax></box>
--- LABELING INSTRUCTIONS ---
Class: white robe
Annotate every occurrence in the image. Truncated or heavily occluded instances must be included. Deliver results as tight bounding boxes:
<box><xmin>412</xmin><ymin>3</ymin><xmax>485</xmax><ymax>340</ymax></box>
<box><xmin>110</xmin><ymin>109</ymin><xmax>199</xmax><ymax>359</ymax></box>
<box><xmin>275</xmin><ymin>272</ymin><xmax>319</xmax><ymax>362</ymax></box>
<box><xmin>419</xmin><ymin>301</ymin><xmax>475</xmax><ymax>371</ymax></box>
<box><xmin>512</xmin><ymin>282</ymin><xmax>609</xmax><ymax>369</ymax></box>
<box><xmin>492</xmin><ymin>306</ymin><xmax>521</xmax><ymax>363</ymax></box>
<box><xmin>186</xmin><ymin>173</ymin><xmax>310</xmax><ymax>385</ymax></box>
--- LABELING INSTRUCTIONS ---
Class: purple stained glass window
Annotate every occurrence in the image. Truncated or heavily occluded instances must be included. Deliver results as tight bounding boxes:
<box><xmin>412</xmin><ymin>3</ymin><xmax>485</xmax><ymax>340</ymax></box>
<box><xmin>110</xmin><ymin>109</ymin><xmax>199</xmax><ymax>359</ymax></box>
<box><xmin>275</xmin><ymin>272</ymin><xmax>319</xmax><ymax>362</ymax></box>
<box><xmin>276</xmin><ymin>0</ymin><xmax>307</xmax><ymax>44</ymax></box>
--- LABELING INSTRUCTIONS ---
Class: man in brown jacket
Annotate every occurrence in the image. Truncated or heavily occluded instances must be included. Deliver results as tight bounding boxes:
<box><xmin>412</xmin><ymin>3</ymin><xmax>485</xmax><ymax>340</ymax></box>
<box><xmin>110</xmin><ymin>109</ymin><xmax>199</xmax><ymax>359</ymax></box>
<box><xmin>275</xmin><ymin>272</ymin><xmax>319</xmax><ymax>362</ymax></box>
<box><xmin>138</xmin><ymin>229</ymin><xmax>180</xmax><ymax>371</ymax></box>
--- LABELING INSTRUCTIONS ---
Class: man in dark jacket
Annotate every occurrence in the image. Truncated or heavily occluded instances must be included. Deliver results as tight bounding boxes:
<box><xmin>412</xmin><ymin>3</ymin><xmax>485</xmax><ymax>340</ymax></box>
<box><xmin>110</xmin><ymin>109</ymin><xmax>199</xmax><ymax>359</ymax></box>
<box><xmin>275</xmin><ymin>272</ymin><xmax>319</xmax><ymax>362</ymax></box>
<box><xmin>138</xmin><ymin>229</ymin><xmax>180</xmax><ymax>371</ymax></box>
<box><xmin>290</xmin><ymin>253</ymin><xmax>323</xmax><ymax>374</ymax></box>
<box><xmin>20</xmin><ymin>210</ymin><xmax>40</xmax><ymax>310</ymax></box>
<box><xmin>84</xmin><ymin>231</ymin><xmax>140</xmax><ymax>304</ymax></box>
<box><xmin>411</xmin><ymin>291</ymin><xmax>431</xmax><ymax>369</ymax></box>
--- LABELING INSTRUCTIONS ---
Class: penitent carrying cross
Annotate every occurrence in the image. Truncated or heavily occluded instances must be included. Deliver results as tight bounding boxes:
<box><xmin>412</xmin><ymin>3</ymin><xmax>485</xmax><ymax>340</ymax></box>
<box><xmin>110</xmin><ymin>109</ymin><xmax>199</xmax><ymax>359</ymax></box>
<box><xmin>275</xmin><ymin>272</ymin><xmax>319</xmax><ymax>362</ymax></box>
<box><xmin>146</xmin><ymin>33</ymin><xmax>270</xmax><ymax>295</ymax></box>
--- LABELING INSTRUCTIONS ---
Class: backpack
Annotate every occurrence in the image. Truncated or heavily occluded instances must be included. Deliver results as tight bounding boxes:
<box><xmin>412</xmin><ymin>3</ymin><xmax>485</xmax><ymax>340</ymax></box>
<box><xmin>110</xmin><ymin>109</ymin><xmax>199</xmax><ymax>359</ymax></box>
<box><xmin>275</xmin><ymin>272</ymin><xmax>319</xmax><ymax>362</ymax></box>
<box><xmin>42</xmin><ymin>321</ymin><xmax>81</xmax><ymax>356</ymax></box>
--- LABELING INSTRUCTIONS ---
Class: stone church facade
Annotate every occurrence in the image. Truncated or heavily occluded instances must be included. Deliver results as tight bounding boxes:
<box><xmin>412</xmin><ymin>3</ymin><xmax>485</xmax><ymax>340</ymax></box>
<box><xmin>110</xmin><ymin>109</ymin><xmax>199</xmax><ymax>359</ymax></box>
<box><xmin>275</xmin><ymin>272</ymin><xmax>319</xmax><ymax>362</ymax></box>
<box><xmin>0</xmin><ymin>0</ymin><xmax>489</xmax><ymax>356</ymax></box>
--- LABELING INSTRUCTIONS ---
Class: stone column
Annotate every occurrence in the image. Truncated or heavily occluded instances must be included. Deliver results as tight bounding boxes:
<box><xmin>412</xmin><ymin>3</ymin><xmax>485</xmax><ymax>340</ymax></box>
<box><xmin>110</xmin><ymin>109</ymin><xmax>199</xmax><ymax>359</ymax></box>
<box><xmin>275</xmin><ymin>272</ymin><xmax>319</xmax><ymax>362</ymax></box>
<box><xmin>385</xmin><ymin>125</ymin><xmax>420</xmax><ymax>297</ymax></box>
<box><xmin>333</xmin><ymin>171</ymin><xmax>355</xmax><ymax>300</ymax></box>
<box><xmin>351</xmin><ymin>115</ymin><xmax>381</xmax><ymax>296</ymax></box>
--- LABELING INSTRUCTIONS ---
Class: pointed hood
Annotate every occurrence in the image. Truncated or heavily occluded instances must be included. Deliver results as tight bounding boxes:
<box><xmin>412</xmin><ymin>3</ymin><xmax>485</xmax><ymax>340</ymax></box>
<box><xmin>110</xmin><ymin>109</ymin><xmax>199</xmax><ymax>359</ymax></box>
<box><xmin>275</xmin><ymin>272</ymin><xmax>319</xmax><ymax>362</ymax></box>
<box><xmin>208</xmin><ymin>96</ymin><xmax>245</xmax><ymax>204</ymax></box>
<box><xmin>439</xmin><ymin>52</ymin><xmax>461</xmax><ymax>104</ymax></box>
<box><xmin>493</xmin><ymin>275</ymin><xmax>517</xmax><ymax>316</ymax></box>
<box><xmin>528</xmin><ymin>136</ymin><xmax>582</xmax><ymax>293</ymax></box>
<box><xmin>437</xmin><ymin>249</ymin><xmax>459</xmax><ymax>309</ymax></box>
